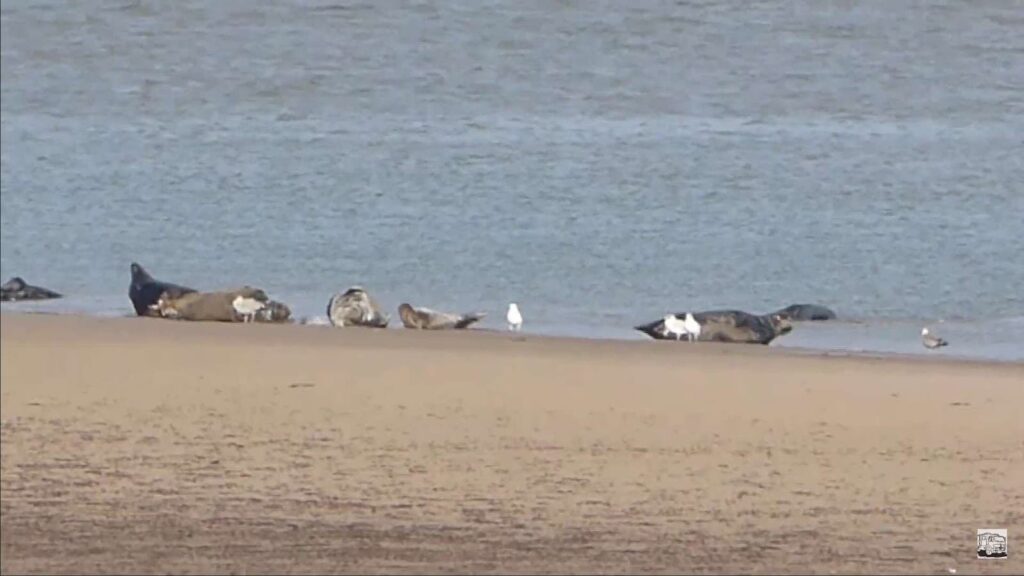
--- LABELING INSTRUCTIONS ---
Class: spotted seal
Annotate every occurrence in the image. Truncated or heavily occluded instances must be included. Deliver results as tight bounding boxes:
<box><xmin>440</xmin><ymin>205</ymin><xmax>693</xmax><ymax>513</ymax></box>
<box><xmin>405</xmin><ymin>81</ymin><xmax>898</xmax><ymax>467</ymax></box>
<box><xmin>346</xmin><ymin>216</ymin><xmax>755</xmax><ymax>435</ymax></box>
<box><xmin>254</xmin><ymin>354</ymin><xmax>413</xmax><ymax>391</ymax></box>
<box><xmin>397</xmin><ymin>303</ymin><xmax>486</xmax><ymax>330</ymax></box>
<box><xmin>326</xmin><ymin>287</ymin><xmax>389</xmax><ymax>328</ymax></box>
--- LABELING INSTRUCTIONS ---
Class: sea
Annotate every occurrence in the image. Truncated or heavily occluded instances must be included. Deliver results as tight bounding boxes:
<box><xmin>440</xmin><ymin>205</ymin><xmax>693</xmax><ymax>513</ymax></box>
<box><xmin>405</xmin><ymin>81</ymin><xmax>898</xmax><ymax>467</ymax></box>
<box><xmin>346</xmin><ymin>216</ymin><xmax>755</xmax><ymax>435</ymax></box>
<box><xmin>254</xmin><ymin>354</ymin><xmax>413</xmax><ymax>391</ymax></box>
<box><xmin>2</xmin><ymin>0</ymin><xmax>1022</xmax><ymax>362</ymax></box>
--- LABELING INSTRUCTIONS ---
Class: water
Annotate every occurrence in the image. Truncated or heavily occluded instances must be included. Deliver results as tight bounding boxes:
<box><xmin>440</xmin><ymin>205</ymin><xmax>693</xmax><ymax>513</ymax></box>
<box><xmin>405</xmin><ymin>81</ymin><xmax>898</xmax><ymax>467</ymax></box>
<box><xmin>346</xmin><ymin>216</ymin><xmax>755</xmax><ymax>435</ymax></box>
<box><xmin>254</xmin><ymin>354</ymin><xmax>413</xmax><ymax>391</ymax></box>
<box><xmin>2</xmin><ymin>1</ymin><xmax>1022</xmax><ymax>361</ymax></box>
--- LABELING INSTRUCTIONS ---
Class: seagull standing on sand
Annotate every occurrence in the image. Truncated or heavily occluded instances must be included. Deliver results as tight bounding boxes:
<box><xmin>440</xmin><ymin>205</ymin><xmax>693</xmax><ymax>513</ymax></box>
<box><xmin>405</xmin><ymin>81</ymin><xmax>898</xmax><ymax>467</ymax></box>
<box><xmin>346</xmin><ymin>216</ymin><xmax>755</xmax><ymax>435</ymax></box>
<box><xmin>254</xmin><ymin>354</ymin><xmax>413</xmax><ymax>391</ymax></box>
<box><xmin>507</xmin><ymin>303</ymin><xmax>523</xmax><ymax>332</ymax></box>
<box><xmin>921</xmin><ymin>327</ymin><xmax>948</xmax><ymax>349</ymax></box>
<box><xmin>683</xmin><ymin>313</ymin><xmax>702</xmax><ymax>343</ymax></box>
<box><xmin>232</xmin><ymin>295</ymin><xmax>266</xmax><ymax>323</ymax></box>
<box><xmin>662</xmin><ymin>314</ymin><xmax>688</xmax><ymax>341</ymax></box>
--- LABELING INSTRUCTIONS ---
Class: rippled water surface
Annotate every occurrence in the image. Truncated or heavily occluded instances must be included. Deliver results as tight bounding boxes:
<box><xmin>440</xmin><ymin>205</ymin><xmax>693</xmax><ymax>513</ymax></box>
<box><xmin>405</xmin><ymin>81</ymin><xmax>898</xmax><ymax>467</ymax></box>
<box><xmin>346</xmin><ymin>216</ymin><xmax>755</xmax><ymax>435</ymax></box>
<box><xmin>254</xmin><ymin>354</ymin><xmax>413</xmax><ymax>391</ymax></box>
<box><xmin>2</xmin><ymin>1</ymin><xmax>1022</xmax><ymax>360</ymax></box>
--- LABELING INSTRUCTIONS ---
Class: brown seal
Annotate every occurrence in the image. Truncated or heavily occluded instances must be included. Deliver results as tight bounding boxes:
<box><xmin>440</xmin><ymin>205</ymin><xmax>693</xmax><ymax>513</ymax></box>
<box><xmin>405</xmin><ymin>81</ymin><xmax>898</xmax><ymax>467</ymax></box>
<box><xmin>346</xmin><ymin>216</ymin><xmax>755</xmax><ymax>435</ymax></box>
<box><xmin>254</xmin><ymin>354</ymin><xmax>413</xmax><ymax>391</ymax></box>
<box><xmin>398</xmin><ymin>303</ymin><xmax>486</xmax><ymax>330</ymax></box>
<box><xmin>156</xmin><ymin>287</ymin><xmax>290</xmax><ymax>323</ymax></box>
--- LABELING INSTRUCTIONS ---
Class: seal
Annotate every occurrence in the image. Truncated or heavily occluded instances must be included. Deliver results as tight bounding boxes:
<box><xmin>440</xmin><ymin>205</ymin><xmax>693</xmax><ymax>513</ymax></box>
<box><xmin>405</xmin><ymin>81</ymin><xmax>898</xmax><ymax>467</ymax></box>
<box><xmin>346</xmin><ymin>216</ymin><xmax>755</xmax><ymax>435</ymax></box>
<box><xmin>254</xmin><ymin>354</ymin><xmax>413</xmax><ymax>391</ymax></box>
<box><xmin>155</xmin><ymin>286</ymin><xmax>290</xmax><ymax>323</ymax></box>
<box><xmin>1</xmin><ymin>277</ymin><xmax>62</xmax><ymax>302</ymax></box>
<box><xmin>129</xmin><ymin>262</ymin><xmax>195</xmax><ymax>317</ymax></box>
<box><xmin>636</xmin><ymin>310</ymin><xmax>793</xmax><ymax>345</ymax></box>
<box><xmin>397</xmin><ymin>303</ymin><xmax>486</xmax><ymax>330</ymax></box>
<box><xmin>772</xmin><ymin>303</ymin><xmax>836</xmax><ymax>321</ymax></box>
<box><xmin>326</xmin><ymin>287</ymin><xmax>389</xmax><ymax>328</ymax></box>
<box><xmin>257</xmin><ymin>300</ymin><xmax>292</xmax><ymax>323</ymax></box>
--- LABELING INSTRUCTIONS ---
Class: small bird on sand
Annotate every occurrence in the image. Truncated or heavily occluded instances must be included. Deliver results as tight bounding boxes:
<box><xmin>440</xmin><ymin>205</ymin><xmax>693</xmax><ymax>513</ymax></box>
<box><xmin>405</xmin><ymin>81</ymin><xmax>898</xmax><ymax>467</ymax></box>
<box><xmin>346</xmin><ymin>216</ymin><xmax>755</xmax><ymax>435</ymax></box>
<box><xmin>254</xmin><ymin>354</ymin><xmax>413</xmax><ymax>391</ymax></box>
<box><xmin>683</xmin><ymin>313</ymin><xmax>702</xmax><ymax>343</ymax></box>
<box><xmin>662</xmin><ymin>314</ymin><xmax>688</xmax><ymax>341</ymax></box>
<box><xmin>507</xmin><ymin>303</ymin><xmax>523</xmax><ymax>332</ymax></box>
<box><xmin>921</xmin><ymin>327</ymin><xmax>948</xmax><ymax>349</ymax></box>
<box><xmin>232</xmin><ymin>294</ymin><xmax>266</xmax><ymax>323</ymax></box>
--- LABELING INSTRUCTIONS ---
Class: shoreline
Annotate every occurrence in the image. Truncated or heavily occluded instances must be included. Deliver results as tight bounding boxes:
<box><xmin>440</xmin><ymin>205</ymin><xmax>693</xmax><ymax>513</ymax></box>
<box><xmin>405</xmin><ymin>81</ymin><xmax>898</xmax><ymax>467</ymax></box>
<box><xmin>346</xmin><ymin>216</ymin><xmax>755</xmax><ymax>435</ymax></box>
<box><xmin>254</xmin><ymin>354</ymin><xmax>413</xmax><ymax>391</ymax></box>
<box><xmin>1</xmin><ymin>309</ymin><xmax>1020</xmax><ymax>367</ymax></box>
<box><xmin>3</xmin><ymin>311</ymin><xmax>1023</xmax><ymax>573</ymax></box>
<box><xmin>2</xmin><ymin>307</ymin><xmax>1024</xmax><ymax>364</ymax></box>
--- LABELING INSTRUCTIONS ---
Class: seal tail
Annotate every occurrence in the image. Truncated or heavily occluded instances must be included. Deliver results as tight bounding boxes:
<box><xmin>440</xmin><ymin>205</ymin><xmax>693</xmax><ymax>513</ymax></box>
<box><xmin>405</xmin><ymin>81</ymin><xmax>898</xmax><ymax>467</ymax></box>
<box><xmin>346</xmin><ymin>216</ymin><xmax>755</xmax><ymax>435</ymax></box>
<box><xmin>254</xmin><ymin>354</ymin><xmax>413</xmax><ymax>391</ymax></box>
<box><xmin>634</xmin><ymin>320</ymin><xmax>665</xmax><ymax>340</ymax></box>
<box><xmin>455</xmin><ymin>312</ymin><xmax>486</xmax><ymax>329</ymax></box>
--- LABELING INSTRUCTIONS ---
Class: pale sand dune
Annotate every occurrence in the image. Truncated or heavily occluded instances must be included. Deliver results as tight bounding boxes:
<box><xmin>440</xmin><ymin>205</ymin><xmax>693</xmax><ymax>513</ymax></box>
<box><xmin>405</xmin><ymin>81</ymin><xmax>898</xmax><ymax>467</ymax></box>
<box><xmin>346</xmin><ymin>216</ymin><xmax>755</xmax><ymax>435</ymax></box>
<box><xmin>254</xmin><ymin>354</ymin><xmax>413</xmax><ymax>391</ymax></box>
<box><xmin>1</xmin><ymin>313</ymin><xmax>1022</xmax><ymax>574</ymax></box>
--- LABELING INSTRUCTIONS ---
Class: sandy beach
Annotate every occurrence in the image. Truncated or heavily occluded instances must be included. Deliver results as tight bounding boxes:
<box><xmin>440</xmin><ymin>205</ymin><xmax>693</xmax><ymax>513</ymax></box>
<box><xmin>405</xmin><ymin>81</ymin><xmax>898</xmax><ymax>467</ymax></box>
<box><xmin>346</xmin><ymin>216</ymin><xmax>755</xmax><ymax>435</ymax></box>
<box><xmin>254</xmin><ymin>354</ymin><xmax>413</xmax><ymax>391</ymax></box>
<box><xmin>1</xmin><ymin>312</ymin><xmax>1021</xmax><ymax>574</ymax></box>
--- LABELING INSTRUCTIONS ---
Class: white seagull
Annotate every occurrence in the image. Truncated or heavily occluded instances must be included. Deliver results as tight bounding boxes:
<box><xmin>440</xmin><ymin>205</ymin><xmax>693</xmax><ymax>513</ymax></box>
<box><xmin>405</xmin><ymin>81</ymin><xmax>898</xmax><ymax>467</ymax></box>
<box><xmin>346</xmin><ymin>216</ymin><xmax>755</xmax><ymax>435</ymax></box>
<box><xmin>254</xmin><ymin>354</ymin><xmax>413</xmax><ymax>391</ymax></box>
<box><xmin>506</xmin><ymin>303</ymin><xmax>523</xmax><ymax>332</ymax></box>
<box><xmin>232</xmin><ymin>294</ymin><xmax>266</xmax><ymax>323</ymax></box>
<box><xmin>662</xmin><ymin>314</ymin><xmax>688</xmax><ymax>341</ymax></box>
<box><xmin>921</xmin><ymin>327</ymin><xmax>948</xmax><ymax>350</ymax></box>
<box><xmin>683</xmin><ymin>313</ymin><xmax>702</xmax><ymax>343</ymax></box>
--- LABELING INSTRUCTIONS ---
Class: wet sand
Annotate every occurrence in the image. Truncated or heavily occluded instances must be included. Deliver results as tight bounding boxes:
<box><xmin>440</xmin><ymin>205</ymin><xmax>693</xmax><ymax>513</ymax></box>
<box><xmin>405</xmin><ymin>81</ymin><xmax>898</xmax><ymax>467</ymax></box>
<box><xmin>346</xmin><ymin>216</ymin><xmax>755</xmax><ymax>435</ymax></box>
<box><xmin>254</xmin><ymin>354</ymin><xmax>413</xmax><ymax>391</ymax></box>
<box><xmin>1</xmin><ymin>312</ymin><xmax>1022</xmax><ymax>574</ymax></box>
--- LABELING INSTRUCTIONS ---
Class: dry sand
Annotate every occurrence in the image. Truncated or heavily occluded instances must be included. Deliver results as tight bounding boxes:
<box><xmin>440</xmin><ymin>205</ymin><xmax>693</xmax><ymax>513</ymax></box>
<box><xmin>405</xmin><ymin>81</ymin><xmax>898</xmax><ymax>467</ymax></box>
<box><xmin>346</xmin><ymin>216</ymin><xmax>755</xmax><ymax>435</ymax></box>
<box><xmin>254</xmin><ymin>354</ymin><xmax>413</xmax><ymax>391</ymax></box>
<box><xmin>1</xmin><ymin>312</ymin><xmax>1022</xmax><ymax>574</ymax></box>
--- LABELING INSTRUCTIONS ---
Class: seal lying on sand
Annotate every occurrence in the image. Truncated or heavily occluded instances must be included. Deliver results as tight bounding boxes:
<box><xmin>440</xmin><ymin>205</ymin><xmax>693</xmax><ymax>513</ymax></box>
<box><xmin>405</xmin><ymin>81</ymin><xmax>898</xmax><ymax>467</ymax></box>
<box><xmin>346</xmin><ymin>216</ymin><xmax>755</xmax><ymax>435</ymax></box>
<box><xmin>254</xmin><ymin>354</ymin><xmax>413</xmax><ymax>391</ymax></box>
<box><xmin>397</xmin><ymin>303</ymin><xmax>486</xmax><ymax>330</ymax></box>
<box><xmin>772</xmin><ymin>303</ymin><xmax>836</xmax><ymax>321</ymax></box>
<box><xmin>1</xmin><ymin>277</ymin><xmax>62</xmax><ymax>301</ymax></box>
<box><xmin>129</xmin><ymin>262</ymin><xmax>195</xmax><ymax>317</ymax></box>
<box><xmin>636</xmin><ymin>310</ymin><xmax>792</xmax><ymax>345</ymax></box>
<box><xmin>155</xmin><ymin>287</ymin><xmax>291</xmax><ymax>323</ymax></box>
<box><xmin>327</xmin><ymin>287</ymin><xmax>389</xmax><ymax>328</ymax></box>
<box><xmin>258</xmin><ymin>300</ymin><xmax>292</xmax><ymax>323</ymax></box>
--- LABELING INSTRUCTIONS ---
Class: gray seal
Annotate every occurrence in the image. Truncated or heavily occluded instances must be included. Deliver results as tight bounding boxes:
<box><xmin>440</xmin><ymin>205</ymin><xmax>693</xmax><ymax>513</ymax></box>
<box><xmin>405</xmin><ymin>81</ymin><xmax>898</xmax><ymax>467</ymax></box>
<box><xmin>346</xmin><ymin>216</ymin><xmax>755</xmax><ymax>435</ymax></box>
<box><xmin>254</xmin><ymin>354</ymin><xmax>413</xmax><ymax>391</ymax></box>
<box><xmin>257</xmin><ymin>300</ymin><xmax>292</xmax><ymax>323</ymax></box>
<box><xmin>772</xmin><ymin>303</ymin><xmax>837</xmax><ymax>321</ymax></box>
<box><xmin>129</xmin><ymin>262</ymin><xmax>195</xmax><ymax>317</ymax></box>
<box><xmin>327</xmin><ymin>287</ymin><xmax>390</xmax><ymax>328</ymax></box>
<box><xmin>398</xmin><ymin>303</ymin><xmax>486</xmax><ymax>330</ymax></box>
<box><xmin>636</xmin><ymin>310</ymin><xmax>793</xmax><ymax>345</ymax></box>
<box><xmin>1</xmin><ymin>277</ymin><xmax>62</xmax><ymax>302</ymax></box>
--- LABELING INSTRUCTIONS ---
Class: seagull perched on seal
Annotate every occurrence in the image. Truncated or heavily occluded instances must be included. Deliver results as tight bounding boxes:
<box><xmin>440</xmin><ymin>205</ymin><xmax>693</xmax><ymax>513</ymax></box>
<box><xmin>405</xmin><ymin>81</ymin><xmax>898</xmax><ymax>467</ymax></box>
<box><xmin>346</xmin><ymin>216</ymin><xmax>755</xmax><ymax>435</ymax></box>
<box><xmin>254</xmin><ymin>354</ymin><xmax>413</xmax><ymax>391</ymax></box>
<box><xmin>398</xmin><ymin>303</ymin><xmax>486</xmax><ymax>330</ymax></box>
<box><xmin>683</xmin><ymin>313</ymin><xmax>702</xmax><ymax>342</ymax></box>
<box><xmin>232</xmin><ymin>294</ymin><xmax>266</xmax><ymax>323</ymax></box>
<box><xmin>326</xmin><ymin>287</ymin><xmax>390</xmax><ymax>328</ymax></box>
<box><xmin>921</xmin><ymin>327</ymin><xmax>948</xmax><ymax>349</ymax></box>
<box><xmin>660</xmin><ymin>313</ymin><xmax>702</xmax><ymax>342</ymax></box>
<box><xmin>662</xmin><ymin>314</ymin><xmax>688</xmax><ymax>341</ymax></box>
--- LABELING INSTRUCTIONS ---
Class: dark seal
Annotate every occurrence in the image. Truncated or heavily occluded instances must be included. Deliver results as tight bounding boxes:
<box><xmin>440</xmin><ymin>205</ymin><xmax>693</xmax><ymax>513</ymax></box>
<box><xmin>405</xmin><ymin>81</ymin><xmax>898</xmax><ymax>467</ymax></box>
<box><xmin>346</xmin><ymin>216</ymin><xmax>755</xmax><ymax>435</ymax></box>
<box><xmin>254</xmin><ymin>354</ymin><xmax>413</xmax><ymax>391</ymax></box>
<box><xmin>129</xmin><ymin>262</ymin><xmax>196</xmax><ymax>317</ymax></box>
<box><xmin>636</xmin><ymin>310</ymin><xmax>793</xmax><ymax>345</ymax></box>
<box><xmin>1</xmin><ymin>277</ymin><xmax>62</xmax><ymax>302</ymax></box>
<box><xmin>772</xmin><ymin>303</ymin><xmax>836</xmax><ymax>321</ymax></box>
